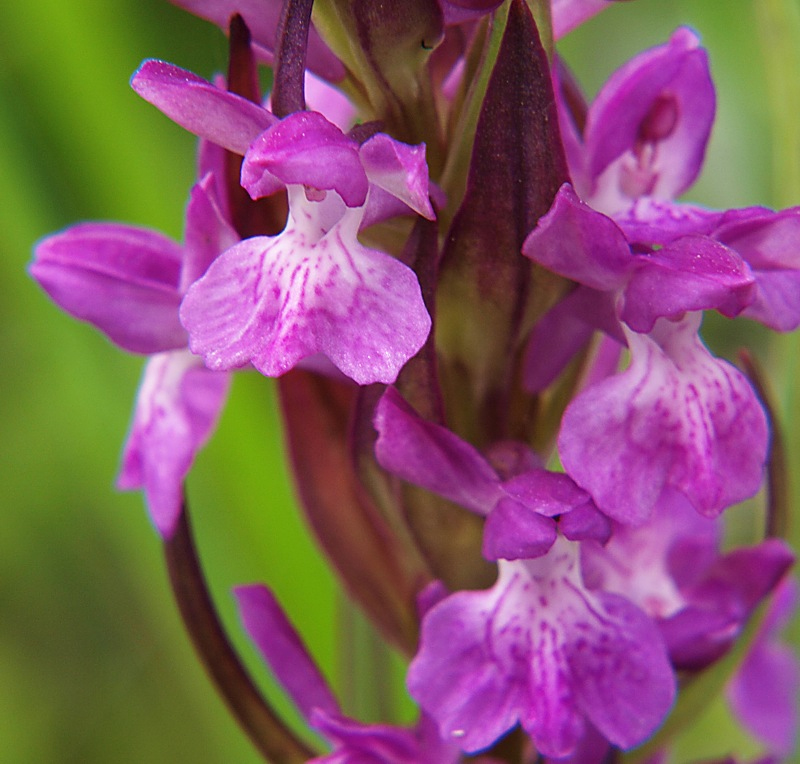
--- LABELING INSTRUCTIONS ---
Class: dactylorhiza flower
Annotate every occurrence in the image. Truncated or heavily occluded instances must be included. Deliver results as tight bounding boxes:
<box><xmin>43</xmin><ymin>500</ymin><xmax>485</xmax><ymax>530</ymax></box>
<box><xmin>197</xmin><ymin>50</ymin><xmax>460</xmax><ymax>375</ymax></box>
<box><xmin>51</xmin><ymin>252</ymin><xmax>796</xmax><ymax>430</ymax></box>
<box><xmin>548</xmin><ymin>27</ymin><xmax>800</xmax><ymax>337</ymax></box>
<box><xmin>523</xmin><ymin>187</ymin><xmax>767</xmax><ymax>524</ymax></box>
<box><xmin>31</xmin><ymin>149</ymin><xmax>235</xmax><ymax>537</ymax></box>
<box><xmin>374</xmin><ymin>388</ymin><xmax>676</xmax><ymax>757</ymax></box>
<box><xmin>132</xmin><ymin>61</ymin><xmax>433</xmax><ymax>385</ymax></box>
<box><xmin>526</xmin><ymin>27</ymin><xmax>800</xmax><ymax>395</ymax></box>
<box><xmin>560</xmin><ymin>26</ymin><xmax>800</xmax><ymax>333</ymax></box>
<box><xmin>523</xmin><ymin>28</ymin><xmax>800</xmax><ymax>527</ymax></box>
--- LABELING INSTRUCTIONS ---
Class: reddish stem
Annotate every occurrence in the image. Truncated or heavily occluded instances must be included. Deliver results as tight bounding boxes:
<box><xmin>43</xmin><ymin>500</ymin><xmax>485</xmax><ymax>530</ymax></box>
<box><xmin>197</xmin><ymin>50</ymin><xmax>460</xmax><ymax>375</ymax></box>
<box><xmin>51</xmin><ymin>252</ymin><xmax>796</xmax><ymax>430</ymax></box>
<box><xmin>165</xmin><ymin>506</ymin><xmax>314</xmax><ymax>763</ymax></box>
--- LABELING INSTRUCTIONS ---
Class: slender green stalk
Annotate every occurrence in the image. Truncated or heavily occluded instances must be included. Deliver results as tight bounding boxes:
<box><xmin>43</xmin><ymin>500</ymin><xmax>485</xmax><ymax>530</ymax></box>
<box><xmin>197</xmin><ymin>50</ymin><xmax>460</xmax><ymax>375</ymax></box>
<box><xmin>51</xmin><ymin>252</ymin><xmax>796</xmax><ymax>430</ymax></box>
<box><xmin>754</xmin><ymin>0</ymin><xmax>800</xmax><ymax>208</ymax></box>
<box><xmin>337</xmin><ymin>594</ymin><xmax>396</xmax><ymax>724</ymax></box>
<box><xmin>755</xmin><ymin>0</ymin><xmax>800</xmax><ymax>551</ymax></box>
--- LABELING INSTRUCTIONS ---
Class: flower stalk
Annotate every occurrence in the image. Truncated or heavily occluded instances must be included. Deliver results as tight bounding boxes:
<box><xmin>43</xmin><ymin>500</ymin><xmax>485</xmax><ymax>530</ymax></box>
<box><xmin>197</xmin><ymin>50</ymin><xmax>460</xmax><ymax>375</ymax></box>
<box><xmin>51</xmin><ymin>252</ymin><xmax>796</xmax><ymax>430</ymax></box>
<box><xmin>165</xmin><ymin>503</ymin><xmax>315</xmax><ymax>763</ymax></box>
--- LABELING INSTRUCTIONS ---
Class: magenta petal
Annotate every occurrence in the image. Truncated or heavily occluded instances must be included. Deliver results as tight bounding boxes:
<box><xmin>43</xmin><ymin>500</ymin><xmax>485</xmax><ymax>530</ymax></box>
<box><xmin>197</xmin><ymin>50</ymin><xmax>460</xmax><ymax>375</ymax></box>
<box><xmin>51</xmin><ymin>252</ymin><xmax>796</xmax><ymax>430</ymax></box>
<box><xmin>742</xmin><ymin>267</ymin><xmax>800</xmax><ymax>332</ymax></box>
<box><xmin>361</xmin><ymin>185</ymin><xmax>424</xmax><ymax>229</ymax></box>
<box><xmin>439</xmin><ymin>0</ymin><xmax>503</xmax><ymax>25</ymax></box>
<box><xmin>242</xmin><ymin>112</ymin><xmax>368</xmax><ymax>206</ymax></box>
<box><xmin>729</xmin><ymin>638</ymin><xmax>799</xmax><ymax>756</ymax></box>
<box><xmin>359</xmin><ymin>134</ymin><xmax>435</xmax><ymax>219</ymax></box>
<box><xmin>483</xmin><ymin>466</ymin><xmax>601</xmax><ymax>559</ymax></box>
<box><xmin>197</xmin><ymin>139</ymin><xmax>233</xmax><ymax>220</ymax></box>
<box><xmin>180</xmin><ymin>195</ymin><xmax>431</xmax><ymax>385</ymax></box>
<box><xmin>585</xmin><ymin>28</ymin><xmax>714</xmax><ymax>202</ymax></box>
<box><xmin>727</xmin><ymin>579</ymin><xmax>800</xmax><ymax>756</ymax></box>
<box><xmin>131</xmin><ymin>60</ymin><xmax>275</xmax><ymax>154</ymax></box>
<box><xmin>482</xmin><ymin>498</ymin><xmax>558</xmax><ymax>560</ymax></box>
<box><xmin>685</xmin><ymin>540</ymin><xmax>794</xmax><ymax>622</ymax></box>
<box><xmin>559</xmin><ymin>315</ymin><xmax>768</xmax><ymax>523</ymax></box>
<box><xmin>409</xmin><ymin>544</ymin><xmax>674</xmax><ymax>757</ymax></box>
<box><xmin>502</xmin><ymin>469</ymin><xmax>596</xmax><ymax>518</ymax></box>
<box><xmin>182</xmin><ymin>174</ymin><xmax>240</xmax><ymax>290</ymax></box>
<box><xmin>658</xmin><ymin>605</ymin><xmax>733</xmax><ymax>669</ymax></box>
<box><xmin>234</xmin><ymin>584</ymin><xmax>340</xmax><ymax>721</ymax></box>
<box><xmin>713</xmin><ymin>207</ymin><xmax>800</xmax><ymax>331</ymax></box>
<box><xmin>523</xmin><ymin>287</ymin><xmax>622</xmax><ymax>393</ymax></box>
<box><xmin>309</xmin><ymin>711</ymin><xmax>418</xmax><ymax>762</ymax></box>
<box><xmin>542</xmin><ymin>725</ymin><xmax>614</xmax><ymax>764</ymax></box>
<box><xmin>559</xmin><ymin>504</ymin><xmax>611</xmax><ymax>544</ymax></box>
<box><xmin>522</xmin><ymin>292</ymin><xmax>597</xmax><ymax>394</ymax></box>
<box><xmin>615</xmin><ymin>198</ymin><xmax>725</xmax><ymax>245</ymax></box>
<box><xmin>568</xmin><ymin>590</ymin><xmax>675</xmax><ymax>750</ymax></box>
<box><xmin>551</xmin><ymin>0</ymin><xmax>611</xmax><ymax>39</ymax></box>
<box><xmin>407</xmin><ymin>577</ymin><xmax>532</xmax><ymax>753</ymax></box>
<box><xmin>304</xmin><ymin>72</ymin><xmax>357</xmax><ymax>130</ymax></box>
<box><xmin>374</xmin><ymin>388</ymin><xmax>502</xmax><ymax>516</ymax></box>
<box><xmin>309</xmin><ymin>708</ymin><xmax>461</xmax><ymax>764</ymax></box>
<box><xmin>31</xmin><ymin>223</ymin><xmax>186</xmax><ymax>354</ymax></box>
<box><xmin>665</xmin><ymin>539</ymin><xmax>795</xmax><ymax>669</ymax></box>
<box><xmin>621</xmin><ymin>235</ymin><xmax>755</xmax><ymax>331</ymax></box>
<box><xmin>522</xmin><ymin>184</ymin><xmax>632</xmax><ymax>290</ymax></box>
<box><xmin>117</xmin><ymin>351</ymin><xmax>229</xmax><ymax>537</ymax></box>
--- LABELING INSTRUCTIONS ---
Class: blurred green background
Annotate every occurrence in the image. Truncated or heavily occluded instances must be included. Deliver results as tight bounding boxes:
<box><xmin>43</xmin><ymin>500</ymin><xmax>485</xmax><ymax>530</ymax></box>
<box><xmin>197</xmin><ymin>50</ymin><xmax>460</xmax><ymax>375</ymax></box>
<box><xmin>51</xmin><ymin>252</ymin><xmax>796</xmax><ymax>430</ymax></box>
<box><xmin>1</xmin><ymin>1</ymin><xmax>798</xmax><ymax>762</ymax></box>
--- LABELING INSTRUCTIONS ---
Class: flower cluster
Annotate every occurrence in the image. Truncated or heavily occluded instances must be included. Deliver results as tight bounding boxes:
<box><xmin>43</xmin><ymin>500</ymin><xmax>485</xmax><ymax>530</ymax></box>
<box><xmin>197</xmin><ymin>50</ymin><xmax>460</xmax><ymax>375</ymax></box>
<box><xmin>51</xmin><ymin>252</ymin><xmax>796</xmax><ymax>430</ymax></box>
<box><xmin>31</xmin><ymin>0</ymin><xmax>799</xmax><ymax>762</ymax></box>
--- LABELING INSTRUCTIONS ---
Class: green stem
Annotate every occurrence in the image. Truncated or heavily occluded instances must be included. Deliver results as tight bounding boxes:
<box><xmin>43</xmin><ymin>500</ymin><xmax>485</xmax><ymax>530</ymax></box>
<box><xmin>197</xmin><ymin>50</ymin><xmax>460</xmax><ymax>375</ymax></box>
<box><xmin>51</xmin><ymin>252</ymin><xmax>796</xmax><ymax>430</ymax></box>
<box><xmin>337</xmin><ymin>593</ymin><xmax>396</xmax><ymax>724</ymax></box>
<box><xmin>754</xmin><ymin>0</ymin><xmax>800</xmax><ymax>552</ymax></box>
<box><xmin>165</xmin><ymin>504</ymin><xmax>314</xmax><ymax>763</ymax></box>
<box><xmin>754</xmin><ymin>0</ymin><xmax>800</xmax><ymax>207</ymax></box>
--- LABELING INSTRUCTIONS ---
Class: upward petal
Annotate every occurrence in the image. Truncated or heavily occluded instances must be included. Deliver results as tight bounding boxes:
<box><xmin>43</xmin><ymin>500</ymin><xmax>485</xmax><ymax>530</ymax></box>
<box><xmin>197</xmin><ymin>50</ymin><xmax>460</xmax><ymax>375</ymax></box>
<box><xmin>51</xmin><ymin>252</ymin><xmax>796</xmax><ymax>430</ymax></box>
<box><xmin>131</xmin><ymin>60</ymin><xmax>275</xmax><ymax>154</ymax></box>
<box><xmin>359</xmin><ymin>134</ymin><xmax>435</xmax><ymax>220</ymax></box>
<box><xmin>585</xmin><ymin>28</ymin><xmax>715</xmax><ymax>211</ymax></box>
<box><xmin>234</xmin><ymin>584</ymin><xmax>340</xmax><ymax>721</ymax></box>
<box><xmin>309</xmin><ymin>708</ymin><xmax>462</xmax><ymax>764</ymax></box>
<box><xmin>241</xmin><ymin>111</ymin><xmax>368</xmax><ymax>207</ymax></box>
<box><xmin>484</xmin><ymin>471</ymin><xmax>599</xmax><ymax>560</ymax></box>
<box><xmin>182</xmin><ymin>173</ymin><xmax>240</xmax><ymax>290</ymax></box>
<box><xmin>713</xmin><ymin>206</ymin><xmax>800</xmax><ymax>331</ymax></box>
<box><xmin>727</xmin><ymin>579</ymin><xmax>800</xmax><ymax>756</ymax></box>
<box><xmin>169</xmin><ymin>0</ymin><xmax>346</xmax><ymax>81</ymax></box>
<box><xmin>522</xmin><ymin>183</ymin><xmax>633</xmax><ymax>291</ymax></box>
<box><xmin>614</xmin><ymin>197</ymin><xmax>724</xmax><ymax>244</ymax></box>
<box><xmin>374</xmin><ymin>387</ymin><xmax>503</xmax><ymax>516</ymax></box>
<box><xmin>551</xmin><ymin>0</ymin><xmax>613</xmax><ymax>39</ymax></box>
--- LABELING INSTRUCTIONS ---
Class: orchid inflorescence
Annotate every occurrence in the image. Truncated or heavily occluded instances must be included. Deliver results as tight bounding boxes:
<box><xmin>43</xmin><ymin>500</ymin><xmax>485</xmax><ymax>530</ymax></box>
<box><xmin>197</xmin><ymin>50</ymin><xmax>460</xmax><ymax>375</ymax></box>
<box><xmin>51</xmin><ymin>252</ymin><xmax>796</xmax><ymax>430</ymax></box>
<box><xmin>30</xmin><ymin>0</ymin><xmax>800</xmax><ymax>762</ymax></box>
